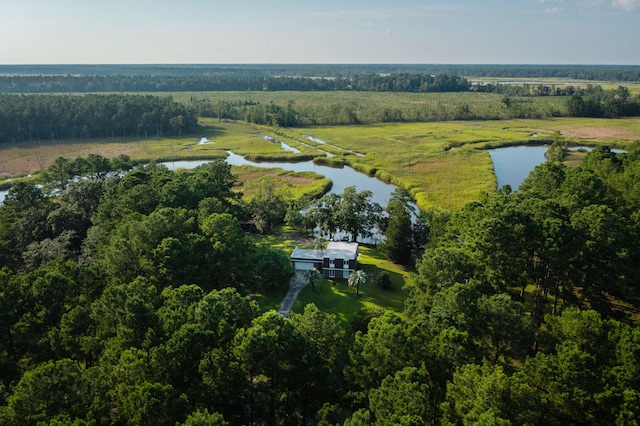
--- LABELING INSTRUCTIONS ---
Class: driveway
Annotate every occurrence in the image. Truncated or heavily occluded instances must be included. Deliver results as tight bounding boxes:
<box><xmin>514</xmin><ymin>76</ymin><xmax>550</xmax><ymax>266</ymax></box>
<box><xmin>277</xmin><ymin>270</ymin><xmax>308</xmax><ymax>317</ymax></box>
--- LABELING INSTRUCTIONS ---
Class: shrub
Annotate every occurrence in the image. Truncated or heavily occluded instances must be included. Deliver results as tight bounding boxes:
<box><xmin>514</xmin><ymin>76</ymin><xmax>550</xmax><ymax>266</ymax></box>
<box><xmin>376</xmin><ymin>272</ymin><xmax>392</xmax><ymax>290</ymax></box>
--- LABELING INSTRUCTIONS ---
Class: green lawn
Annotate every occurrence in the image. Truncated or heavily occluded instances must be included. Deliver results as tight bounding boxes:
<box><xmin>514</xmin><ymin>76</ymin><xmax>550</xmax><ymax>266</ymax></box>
<box><xmin>250</xmin><ymin>228</ymin><xmax>414</xmax><ymax>323</ymax></box>
<box><xmin>210</xmin><ymin>227</ymin><xmax>411</xmax><ymax>328</ymax></box>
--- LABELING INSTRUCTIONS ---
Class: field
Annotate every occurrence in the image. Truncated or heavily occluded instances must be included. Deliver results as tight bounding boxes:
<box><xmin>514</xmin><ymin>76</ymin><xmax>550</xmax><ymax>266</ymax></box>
<box><xmin>283</xmin><ymin>117</ymin><xmax>640</xmax><ymax>209</ymax></box>
<box><xmin>168</xmin><ymin>90</ymin><xmax>568</xmax><ymax>123</ymax></box>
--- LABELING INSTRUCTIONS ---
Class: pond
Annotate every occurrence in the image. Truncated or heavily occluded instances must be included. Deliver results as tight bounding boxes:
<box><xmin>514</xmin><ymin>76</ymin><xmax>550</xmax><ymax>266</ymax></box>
<box><xmin>488</xmin><ymin>145</ymin><xmax>628</xmax><ymax>190</ymax></box>
<box><xmin>488</xmin><ymin>145</ymin><xmax>549</xmax><ymax>190</ymax></box>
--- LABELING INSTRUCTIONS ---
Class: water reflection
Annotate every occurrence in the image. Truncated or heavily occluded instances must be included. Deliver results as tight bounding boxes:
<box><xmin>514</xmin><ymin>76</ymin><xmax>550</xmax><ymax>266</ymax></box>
<box><xmin>224</xmin><ymin>151</ymin><xmax>397</xmax><ymax>207</ymax></box>
<box><xmin>258</xmin><ymin>134</ymin><xmax>301</xmax><ymax>153</ymax></box>
<box><xmin>488</xmin><ymin>145</ymin><xmax>627</xmax><ymax>190</ymax></box>
<box><xmin>488</xmin><ymin>145</ymin><xmax>548</xmax><ymax>190</ymax></box>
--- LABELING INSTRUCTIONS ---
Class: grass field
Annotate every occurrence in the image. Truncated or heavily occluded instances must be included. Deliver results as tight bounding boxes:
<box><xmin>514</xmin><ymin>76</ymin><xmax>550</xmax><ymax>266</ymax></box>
<box><xmin>165</xmin><ymin>90</ymin><xmax>569</xmax><ymax>123</ymax></box>
<box><xmin>281</xmin><ymin>117</ymin><xmax>640</xmax><ymax>209</ymax></box>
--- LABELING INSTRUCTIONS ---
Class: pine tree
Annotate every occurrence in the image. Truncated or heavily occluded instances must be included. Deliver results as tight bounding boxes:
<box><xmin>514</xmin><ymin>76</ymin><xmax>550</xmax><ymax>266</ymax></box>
<box><xmin>382</xmin><ymin>199</ymin><xmax>413</xmax><ymax>264</ymax></box>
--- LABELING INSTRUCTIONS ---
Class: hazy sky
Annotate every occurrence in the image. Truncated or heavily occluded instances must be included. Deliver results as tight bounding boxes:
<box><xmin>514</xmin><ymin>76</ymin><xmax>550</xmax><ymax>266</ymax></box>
<box><xmin>2</xmin><ymin>0</ymin><xmax>639</xmax><ymax>64</ymax></box>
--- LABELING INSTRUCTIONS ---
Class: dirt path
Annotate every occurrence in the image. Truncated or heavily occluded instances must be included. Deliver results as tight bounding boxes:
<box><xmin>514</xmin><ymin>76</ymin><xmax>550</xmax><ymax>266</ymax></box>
<box><xmin>277</xmin><ymin>271</ymin><xmax>308</xmax><ymax>317</ymax></box>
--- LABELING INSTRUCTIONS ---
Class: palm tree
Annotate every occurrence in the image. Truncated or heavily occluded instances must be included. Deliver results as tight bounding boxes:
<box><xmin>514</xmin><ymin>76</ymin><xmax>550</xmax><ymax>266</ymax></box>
<box><xmin>305</xmin><ymin>268</ymin><xmax>322</xmax><ymax>293</ymax></box>
<box><xmin>348</xmin><ymin>269</ymin><xmax>368</xmax><ymax>297</ymax></box>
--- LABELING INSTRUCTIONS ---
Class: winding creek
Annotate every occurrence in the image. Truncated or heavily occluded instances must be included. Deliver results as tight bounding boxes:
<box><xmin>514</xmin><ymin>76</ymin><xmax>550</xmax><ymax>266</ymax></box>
<box><xmin>0</xmin><ymin>144</ymin><xmax>624</xmax><ymax>205</ymax></box>
<box><xmin>165</xmin><ymin>151</ymin><xmax>398</xmax><ymax>207</ymax></box>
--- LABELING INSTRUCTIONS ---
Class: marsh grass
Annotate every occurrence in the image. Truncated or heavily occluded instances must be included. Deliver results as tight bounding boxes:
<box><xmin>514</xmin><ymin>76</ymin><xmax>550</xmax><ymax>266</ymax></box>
<box><xmin>283</xmin><ymin>118</ymin><xmax>640</xmax><ymax>209</ymax></box>
<box><xmin>2</xmin><ymin>116</ymin><xmax>640</xmax><ymax>211</ymax></box>
<box><xmin>233</xmin><ymin>165</ymin><xmax>330</xmax><ymax>201</ymax></box>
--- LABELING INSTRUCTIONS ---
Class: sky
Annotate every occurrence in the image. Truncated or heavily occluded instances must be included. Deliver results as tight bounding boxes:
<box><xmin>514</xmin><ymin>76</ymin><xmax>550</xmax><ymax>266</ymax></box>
<box><xmin>1</xmin><ymin>0</ymin><xmax>639</xmax><ymax>65</ymax></box>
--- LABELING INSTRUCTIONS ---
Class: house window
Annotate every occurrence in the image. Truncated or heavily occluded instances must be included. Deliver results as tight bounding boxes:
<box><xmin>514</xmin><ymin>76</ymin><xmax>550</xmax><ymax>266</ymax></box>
<box><xmin>329</xmin><ymin>269</ymin><xmax>335</xmax><ymax>278</ymax></box>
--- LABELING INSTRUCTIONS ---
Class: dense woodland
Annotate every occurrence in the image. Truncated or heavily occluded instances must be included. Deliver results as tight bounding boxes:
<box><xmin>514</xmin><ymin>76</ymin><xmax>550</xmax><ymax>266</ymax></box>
<box><xmin>1</xmin><ymin>63</ymin><xmax>640</xmax><ymax>424</ymax></box>
<box><xmin>567</xmin><ymin>85</ymin><xmax>640</xmax><ymax>117</ymax></box>
<box><xmin>1</xmin><ymin>146</ymin><xmax>640</xmax><ymax>425</ymax></box>
<box><xmin>0</xmin><ymin>94</ymin><xmax>198</xmax><ymax>143</ymax></box>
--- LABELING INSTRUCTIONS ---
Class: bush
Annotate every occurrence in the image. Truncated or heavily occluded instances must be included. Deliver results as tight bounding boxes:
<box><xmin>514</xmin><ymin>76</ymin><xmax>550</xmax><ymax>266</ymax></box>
<box><xmin>376</xmin><ymin>272</ymin><xmax>392</xmax><ymax>291</ymax></box>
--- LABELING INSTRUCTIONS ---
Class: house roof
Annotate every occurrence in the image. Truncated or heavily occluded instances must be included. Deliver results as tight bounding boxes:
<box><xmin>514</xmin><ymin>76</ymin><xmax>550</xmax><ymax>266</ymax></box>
<box><xmin>290</xmin><ymin>242</ymin><xmax>359</xmax><ymax>262</ymax></box>
<box><xmin>325</xmin><ymin>242</ymin><xmax>359</xmax><ymax>260</ymax></box>
<box><xmin>290</xmin><ymin>247</ymin><xmax>325</xmax><ymax>261</ymax></box>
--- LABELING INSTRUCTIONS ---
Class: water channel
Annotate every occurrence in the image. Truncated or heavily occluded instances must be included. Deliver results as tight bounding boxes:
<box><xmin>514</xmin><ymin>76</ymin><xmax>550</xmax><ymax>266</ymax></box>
<box><xmin>0</xmin><ymin>145</ymin><xmax>626</xmax><ymax>205</ymax></box>
<box><xmin>165</xmin><ymin>151</ymin><xmax>398</xmax><ymax>207</ymax></box>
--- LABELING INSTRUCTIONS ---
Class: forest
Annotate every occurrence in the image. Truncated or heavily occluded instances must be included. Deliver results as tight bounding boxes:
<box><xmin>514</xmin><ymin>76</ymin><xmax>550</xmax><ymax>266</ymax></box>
<box><xmin>0</xmin><ymin>143</ymin><xmax>639</xmax><ymax>424</ymax></box>
<box><xmin>1</xmin><ymin>63</ymin><xmax>640</xmax><ymax>424</ymax></box>
<box><xmin>0</xmin><ymin>94</ymin><xmax>198</xmax><ymax>143</ymax></box>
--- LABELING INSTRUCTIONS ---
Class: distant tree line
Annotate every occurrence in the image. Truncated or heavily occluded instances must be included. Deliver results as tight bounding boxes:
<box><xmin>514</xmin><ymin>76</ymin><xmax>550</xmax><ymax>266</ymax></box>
<box><xmin>0</xmin><ymin>94</ymin><xmax>198</xmax><ymax>143</ymax></box>
<box><xmin>0</xmin><ymin>85</ymin><xmax>638</xmax><ymax>144</ymax></box>
<box><xmin>0</xmin><ymin>74</ymin><xmax>470</xmax><ymax>94</ymax></box>
<box><xmin>1</xmin><ymin>63</ymin><xmax>639</xmax><ymax>80</ymax></box>
<box><xmin>476</xmin><ymin>83</ymin><xmax>640</xmax><ymax>118</ymax></box>
<box><xmin>195</xmin><ymin>86</ymin><xmax>640</xmax><ymax>126</ymax></box>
